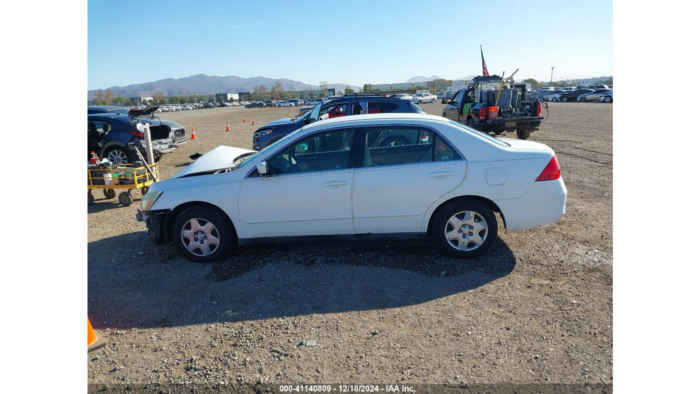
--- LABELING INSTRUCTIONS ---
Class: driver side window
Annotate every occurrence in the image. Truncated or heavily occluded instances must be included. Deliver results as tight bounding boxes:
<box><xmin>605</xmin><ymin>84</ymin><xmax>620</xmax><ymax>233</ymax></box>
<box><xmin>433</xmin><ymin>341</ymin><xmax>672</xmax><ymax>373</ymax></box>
<box><xmin>268</xmin><ymin>129</ymin><xmax>356</xmax><ymax>175</ymax></box>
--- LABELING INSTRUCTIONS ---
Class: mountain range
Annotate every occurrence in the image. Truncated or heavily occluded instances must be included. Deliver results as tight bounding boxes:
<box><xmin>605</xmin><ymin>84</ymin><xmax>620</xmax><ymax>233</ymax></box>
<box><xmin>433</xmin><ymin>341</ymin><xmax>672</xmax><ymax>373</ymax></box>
<box><xmin>87</xmin><ymin>74</ymin><xmax>362</xmax><ymax>99</ymax></box>
<box><xmin>405</xmin><ymin>75</ymin><xmax>479</xmax><ymax>83</ymax></box>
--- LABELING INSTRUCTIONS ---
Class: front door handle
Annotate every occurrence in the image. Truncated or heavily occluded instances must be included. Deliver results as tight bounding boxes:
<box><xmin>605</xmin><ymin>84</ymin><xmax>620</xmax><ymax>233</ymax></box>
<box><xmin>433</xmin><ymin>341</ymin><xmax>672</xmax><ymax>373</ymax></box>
<box><xmin>429</xmin><ymin>171</ymin><xmax>455</xmax><ymax>178</ymax></box>
<box><xmin>323</xmin><ymin>181</ymin><xmax>348</xmax><ymax>187</ymax></box>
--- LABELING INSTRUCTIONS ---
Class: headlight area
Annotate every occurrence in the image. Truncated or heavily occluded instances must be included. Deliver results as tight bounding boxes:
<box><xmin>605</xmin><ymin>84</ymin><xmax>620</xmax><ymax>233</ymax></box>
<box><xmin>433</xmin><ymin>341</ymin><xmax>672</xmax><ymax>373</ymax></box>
<box><xmin>253</xmin><ymin>130</ymin><xmax>272</xmax><ymax>139</ymax></box>
<box><xmin>140</xmin><ymin>190</ymin><xmax>163</xmax><ymax>212</ymax></box>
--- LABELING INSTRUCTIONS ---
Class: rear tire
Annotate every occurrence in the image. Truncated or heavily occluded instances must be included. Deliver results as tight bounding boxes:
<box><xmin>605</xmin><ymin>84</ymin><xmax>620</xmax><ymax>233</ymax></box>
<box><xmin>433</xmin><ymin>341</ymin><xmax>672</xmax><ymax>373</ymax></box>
<box><xmin>432</xmin><ymin>198</ymin><xmax>497</xmax><ymax>258</ymax></box>
<box><xmin>561</xmin><ymin>97</ymin><xmax>568</xmax><ymax>102</ymax></box>
<box><xmin>104</xmin><ymin>146</ymin><xmax>132</xmax><ymax>165</ymax></box>
<box><xmin>466</xmin><ymin>118</ymin><xmax>475</xmax><ymax>128</ymax></box>
<box><xmin>604</xmin><ymin>96</ymin><xmax>612</xmax><ymax>103</ymax></box>
<box><xmin>103</xmin><ymin>189</ymin><xmax>116</xmax><ymax>199</ymax></box>
<box><xmin>517</xmin><ymin>129</ymin><xmax>531</xmax><ymax>140</ymax></box>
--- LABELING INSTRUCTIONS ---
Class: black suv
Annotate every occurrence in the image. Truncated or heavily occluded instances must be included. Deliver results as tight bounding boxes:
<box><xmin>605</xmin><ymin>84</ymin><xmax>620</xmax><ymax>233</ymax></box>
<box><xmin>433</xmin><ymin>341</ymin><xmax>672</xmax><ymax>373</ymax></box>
<box><xmin>246</xmin><ymin>102</ymin><xmax>265</xmax><ymax>108</ymax></box>
<box><xmin>252</xmin><ymin>95</ymin><xmax>425</xmax><ymax>151</ymax></box>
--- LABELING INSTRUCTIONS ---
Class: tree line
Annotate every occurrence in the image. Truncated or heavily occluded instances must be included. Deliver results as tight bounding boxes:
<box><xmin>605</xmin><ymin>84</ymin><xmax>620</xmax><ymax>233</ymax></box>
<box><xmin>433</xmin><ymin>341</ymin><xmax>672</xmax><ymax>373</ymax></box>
<box><xmin>92</xmin><ymin>80</ymin><xmax>362</xmax><ymax>106</ymax></box>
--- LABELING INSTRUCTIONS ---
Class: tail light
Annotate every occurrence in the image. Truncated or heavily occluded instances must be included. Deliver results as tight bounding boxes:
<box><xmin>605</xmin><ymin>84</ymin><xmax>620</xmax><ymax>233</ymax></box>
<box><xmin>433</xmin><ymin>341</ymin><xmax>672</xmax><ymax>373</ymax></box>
<box><xmin>479</xmin><ymin>107</ymin><xmax>487</xmax><ymax>120</ymax></box>
<box><xmin>488</xmin><ymin>106</ymin><xmax>499</xmax><ymax>120</ymax></box>
<box><xmin>130</xmin><ymin>131</ymin><xmax>144</xmax><ymax>138</ymax></box>
<box><xmin>536</xmin><ymin>156</ymin><xmax>561</xmax><ymax>181</ymax></box>
<box><xmin>536</xmin><ymin>102</ymin><xmax>542</xmax><ymax>117</ymax></box>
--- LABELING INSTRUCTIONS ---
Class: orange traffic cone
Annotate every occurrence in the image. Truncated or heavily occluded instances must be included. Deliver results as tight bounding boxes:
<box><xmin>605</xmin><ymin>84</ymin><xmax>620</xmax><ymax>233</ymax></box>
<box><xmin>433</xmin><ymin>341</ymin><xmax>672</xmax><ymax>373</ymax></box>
<box><xmin>190</xmin><ymin>129</ymin><xmax>196</xmax><ymax>139</ymax></box>
<box><xmin>243</xmin><ymin>117</ymin><xmax>246</xmax><ymax>123</ymax></box>
<box><xmin>252</xmin><ymin>118</ymin><xmax>255</xmax><ymax>126</ymax></box>
<box><xmin>226</xmin><ymin>123</ymin><xmax>230</xmax><ymax>131</ymax></box>
<box><xmin>88</xmin><ymin>318</ymin><xmax>107</xmax><ymax>352</ymax></box>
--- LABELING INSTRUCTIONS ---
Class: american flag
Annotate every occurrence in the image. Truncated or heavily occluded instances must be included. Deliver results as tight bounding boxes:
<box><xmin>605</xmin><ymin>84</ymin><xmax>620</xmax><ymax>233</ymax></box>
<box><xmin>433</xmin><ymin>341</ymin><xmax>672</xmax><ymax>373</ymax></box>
<box><xmin>481</xmin><ymin>46</ymin><xmax>489</xmax><ymax>76</ymax></box>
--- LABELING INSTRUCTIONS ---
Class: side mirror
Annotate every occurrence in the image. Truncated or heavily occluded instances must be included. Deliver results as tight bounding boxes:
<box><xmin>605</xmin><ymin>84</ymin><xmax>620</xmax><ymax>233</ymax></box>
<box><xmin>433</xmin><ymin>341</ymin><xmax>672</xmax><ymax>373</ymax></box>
<box><xmin>257</xmin><ymin>162</ymin><xmax>269</xmax><ymax>176</ymax></box>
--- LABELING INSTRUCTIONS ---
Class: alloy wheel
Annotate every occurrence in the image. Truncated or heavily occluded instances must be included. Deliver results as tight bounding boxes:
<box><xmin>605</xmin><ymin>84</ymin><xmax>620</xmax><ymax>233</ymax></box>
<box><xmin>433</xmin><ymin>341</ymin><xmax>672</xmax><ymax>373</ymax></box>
<box><xmin>444</xmin><ymin>211</ymin><xmax>488</xmax><ymax>251</ymax></box>
<box><xmin>181</xmin><ymin>218</ymin><xmax>220</xmax><ymax>256</ymax></box>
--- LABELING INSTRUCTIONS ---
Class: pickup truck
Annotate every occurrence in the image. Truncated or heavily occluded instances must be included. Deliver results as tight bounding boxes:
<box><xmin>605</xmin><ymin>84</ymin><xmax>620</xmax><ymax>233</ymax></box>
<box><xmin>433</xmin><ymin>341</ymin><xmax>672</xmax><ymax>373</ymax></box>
<box><xmin>442</xmin><ymin>76</ymin><xmax>545</xmax><ymax>140</ymax></box>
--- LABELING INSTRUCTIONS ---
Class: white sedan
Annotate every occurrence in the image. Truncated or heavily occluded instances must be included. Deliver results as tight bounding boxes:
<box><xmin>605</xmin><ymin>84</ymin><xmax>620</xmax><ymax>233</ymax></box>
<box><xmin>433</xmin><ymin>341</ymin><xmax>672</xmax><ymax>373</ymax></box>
<box><xmin>136</xmin><ymin>113</ymin><xmax>567</xmax><ymax>263</ymax></box>
<box><xmin>276</xmin><ymin>101</ymin><xmax>295</xmax><ymax>107</ymax></box>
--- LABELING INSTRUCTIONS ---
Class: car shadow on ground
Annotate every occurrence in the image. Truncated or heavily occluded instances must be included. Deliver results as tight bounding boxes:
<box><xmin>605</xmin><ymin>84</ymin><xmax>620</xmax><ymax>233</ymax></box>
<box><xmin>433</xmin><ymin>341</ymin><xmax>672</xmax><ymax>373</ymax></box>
<box><xmin>87</xmin><ymin>199</ymin><xmax>141</xmax><ymax>215</ymax></box>
<box><xmin>88</xmin><ymin>232</ymin><xmax>516</xmax><ymax>330</ymax></box>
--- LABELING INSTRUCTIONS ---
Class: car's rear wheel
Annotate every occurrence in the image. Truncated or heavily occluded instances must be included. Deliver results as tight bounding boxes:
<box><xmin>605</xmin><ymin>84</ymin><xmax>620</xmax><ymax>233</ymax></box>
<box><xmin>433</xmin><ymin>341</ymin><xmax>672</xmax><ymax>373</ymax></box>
<box><xmin>466</xmin><ymin>118</ymin><xmax>475</xmax><ymax>128</ymax></box>
<box><xmin>104</xmin><ymin>146</ymin><xmax>132</xmax><ymax>165</ymax></box>
<box><xmin>173</xmin><ymin>206</ymin><xmax>234</xmax><ymax>263</ymax></box>
<box><xmin>432</xmin><ymin>199</ymin><xmax>497</xmax><ymax>258</ymax></box>
<box><xmin>604</xmin><ymin>96</ymin><xmax>612</xmax><ymax>103</ymax></box>
<box><xmin>561</xmin><ymin>97</ymin><xmax>568</xmax><ymax>102</ymax></box>
<box><xmin>517</xmin><ymin>129</ymin><xmax>531</xmax><ymax>140</ymax></box>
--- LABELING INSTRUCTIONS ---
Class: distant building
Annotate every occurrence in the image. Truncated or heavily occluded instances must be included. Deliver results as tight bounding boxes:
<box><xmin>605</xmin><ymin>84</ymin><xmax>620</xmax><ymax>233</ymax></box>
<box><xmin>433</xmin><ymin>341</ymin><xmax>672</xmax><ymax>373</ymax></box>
<box><xmin>130</xmin><ymin>96</ymin><xmax>153</xmax><ymax>104</ymax></box>
<box><xmin>216</xmin><ymin>93</ymin><xmax>239</xmax><ymax>102</ymax></box>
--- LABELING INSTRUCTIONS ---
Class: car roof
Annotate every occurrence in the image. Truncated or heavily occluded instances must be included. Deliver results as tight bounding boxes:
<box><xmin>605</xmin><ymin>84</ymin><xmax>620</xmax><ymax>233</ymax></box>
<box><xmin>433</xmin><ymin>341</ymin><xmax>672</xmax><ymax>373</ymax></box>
<box><xmin>88</xmin><ymin>113</ymin><xmax>129</xmax><ymax>120</ymax></box>
<box><xmin>302</xmin><ymin>113</ymin><xmax>448</xmax><ymax>131</ymax></box>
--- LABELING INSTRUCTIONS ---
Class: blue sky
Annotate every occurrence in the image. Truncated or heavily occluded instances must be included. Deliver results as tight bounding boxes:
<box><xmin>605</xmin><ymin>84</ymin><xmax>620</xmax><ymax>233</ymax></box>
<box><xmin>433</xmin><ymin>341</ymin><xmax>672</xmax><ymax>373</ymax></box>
<box><xmin>88</xmin><ymin>0</ymin><xmax>612</xmax><ymax>90</ymax></box>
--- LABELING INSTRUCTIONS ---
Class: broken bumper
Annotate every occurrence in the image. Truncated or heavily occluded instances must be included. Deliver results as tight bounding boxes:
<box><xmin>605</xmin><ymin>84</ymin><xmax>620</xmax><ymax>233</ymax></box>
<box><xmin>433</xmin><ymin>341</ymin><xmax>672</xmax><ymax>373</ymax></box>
<box><xmin>136</xmin><ymin>210</ymin><xmax>167</xmax><ymax>243</ymax></box>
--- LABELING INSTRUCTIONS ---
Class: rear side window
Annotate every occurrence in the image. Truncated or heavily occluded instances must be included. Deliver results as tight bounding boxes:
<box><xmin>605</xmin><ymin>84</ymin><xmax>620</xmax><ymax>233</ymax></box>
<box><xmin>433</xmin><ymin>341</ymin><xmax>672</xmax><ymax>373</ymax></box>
<box><xmin>379</xmin><ymin>102</ymin><xmax>399</xmax><ymax>112</ymax></box>
<box><xmin>362</xmin><ymin>127</ymin><xmax>461</xmax><ymax>168</ymax></box>
<box><xmin>408</xmin><ymin>102</ymin><xmax>425</xmax><ymax>113</ymax></box>
<box><xmin>368</xmin><ymin>102</ymin><xmax>385</xmax><ymax>114</ymax></box>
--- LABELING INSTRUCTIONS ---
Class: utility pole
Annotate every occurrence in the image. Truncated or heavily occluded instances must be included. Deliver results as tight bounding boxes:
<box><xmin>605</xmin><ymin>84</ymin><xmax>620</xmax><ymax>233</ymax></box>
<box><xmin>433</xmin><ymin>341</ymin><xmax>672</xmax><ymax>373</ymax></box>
<box><xmin>551</xmin><ymin>66</ymin><xmax>555</xmax><ymax>84</ymax></box>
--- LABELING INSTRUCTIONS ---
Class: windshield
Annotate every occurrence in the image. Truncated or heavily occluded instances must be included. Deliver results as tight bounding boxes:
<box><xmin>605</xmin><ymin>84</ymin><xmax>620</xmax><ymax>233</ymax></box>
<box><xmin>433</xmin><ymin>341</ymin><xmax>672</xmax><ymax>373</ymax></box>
<box><xmin>448</xmin><ymin>120</ymin><xmax>510</xmax><ymax>147</ymax></box>
<box><xmin>237</xmin><ymin>128</ymin><xmax>304</xmax><ymax>169</ymax></box>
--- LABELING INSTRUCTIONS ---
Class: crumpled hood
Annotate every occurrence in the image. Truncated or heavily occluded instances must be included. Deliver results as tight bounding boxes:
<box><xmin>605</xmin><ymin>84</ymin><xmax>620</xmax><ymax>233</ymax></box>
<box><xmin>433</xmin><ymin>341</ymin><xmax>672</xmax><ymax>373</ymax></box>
<box><xmin>171</xmin><ymin>146</ymin><xmax>255</xmax><ymax>178</ymax></box>
<box><xmin>259</xmin><ymin>118</ymin><xmax>294</xmax><ymax>128</ymax></box>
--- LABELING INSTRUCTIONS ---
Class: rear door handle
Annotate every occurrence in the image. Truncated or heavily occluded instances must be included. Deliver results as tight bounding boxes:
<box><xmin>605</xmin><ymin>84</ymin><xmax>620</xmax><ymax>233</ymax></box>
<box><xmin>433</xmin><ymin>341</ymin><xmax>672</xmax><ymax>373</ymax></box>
<box><xmin>429</xmin><ymin>171</ymin><xmax>455</xmax><ymax>178</ymax></box>
<box><xmin>323</xmin><ymin>181</ymin><xmax>348</xmax><ymax>187</ymax></box>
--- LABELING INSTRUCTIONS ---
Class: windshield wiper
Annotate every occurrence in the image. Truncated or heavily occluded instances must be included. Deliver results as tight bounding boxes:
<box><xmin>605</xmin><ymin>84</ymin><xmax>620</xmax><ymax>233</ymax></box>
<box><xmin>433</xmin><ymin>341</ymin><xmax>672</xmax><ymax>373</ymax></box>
<box><xmin>231</xmin><ymin>152</ymin><xmax>256</xmax><ymax>169</ymax></box>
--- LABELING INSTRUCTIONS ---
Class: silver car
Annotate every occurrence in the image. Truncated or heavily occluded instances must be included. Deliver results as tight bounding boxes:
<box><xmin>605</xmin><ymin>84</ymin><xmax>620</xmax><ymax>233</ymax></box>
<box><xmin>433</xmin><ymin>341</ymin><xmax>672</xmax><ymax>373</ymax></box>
<box><xmin>599</xmin><ymin>91</ymin><xmax>613</xmax><ymax>103</ymax></box>
<box><xmin>578</xmin><ymin>89</ymin><xmax>612</xmax><ymax>102</ymax></box>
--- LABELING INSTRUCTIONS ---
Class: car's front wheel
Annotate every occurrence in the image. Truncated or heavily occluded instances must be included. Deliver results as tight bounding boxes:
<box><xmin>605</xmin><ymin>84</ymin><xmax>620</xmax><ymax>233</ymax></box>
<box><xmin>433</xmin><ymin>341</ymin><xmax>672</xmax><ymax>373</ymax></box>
<box><xmin>432</xmin><ymin>198</ymin><xmax>497</xmax><ymax>258</ymax></box>
<box><xmin>561</xmin><ymin>97</ymin><xmax>568</xmax><ymax>102</ymax></box>
<box><xmin>604</xmin><ymin>96</ymin><xmax>612</xmax><ymax>103</ymax></box>
<box><xmin>172</xmin><ymin>206</ymin><xmax>234</xmax><ymax>263</ymax></box>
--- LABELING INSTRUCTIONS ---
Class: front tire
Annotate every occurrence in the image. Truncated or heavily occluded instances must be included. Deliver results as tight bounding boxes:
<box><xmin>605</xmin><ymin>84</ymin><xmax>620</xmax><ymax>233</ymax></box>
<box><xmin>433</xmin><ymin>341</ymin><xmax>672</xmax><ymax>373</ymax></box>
<box><xmin>604</xmin><ymin>96</ymin><xmax>612</xmax><ymax>103</ymax></box>
<box><xmin>432</xmin><ymin>198</ymin><xmax>497</xmax><ymax>258</ymax></box>
<box><xmin>172</xmin><ymin>206</ymin><xmax>234</xmax><ymax>263</ymax></box>
<box><xmin>561</xmin><ymin>97</ymin><xmax>568</xmax><ymax>102</ymax></box>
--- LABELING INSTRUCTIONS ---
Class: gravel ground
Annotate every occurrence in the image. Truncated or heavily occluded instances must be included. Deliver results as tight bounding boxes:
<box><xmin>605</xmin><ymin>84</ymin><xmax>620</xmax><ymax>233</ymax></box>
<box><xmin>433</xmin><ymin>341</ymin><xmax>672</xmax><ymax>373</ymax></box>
<box><xmin>88</xmin><ymin>102</ymin><xmax>613</xmax><ymax>391</ymax></box>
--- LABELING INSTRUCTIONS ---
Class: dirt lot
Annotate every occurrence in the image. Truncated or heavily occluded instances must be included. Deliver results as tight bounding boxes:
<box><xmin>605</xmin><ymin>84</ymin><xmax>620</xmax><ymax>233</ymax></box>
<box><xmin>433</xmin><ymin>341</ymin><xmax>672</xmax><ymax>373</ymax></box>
<box><xmin>88</xmin><ymin>102</ymin><xmax>613</xmax><ymax>391</ymax></box>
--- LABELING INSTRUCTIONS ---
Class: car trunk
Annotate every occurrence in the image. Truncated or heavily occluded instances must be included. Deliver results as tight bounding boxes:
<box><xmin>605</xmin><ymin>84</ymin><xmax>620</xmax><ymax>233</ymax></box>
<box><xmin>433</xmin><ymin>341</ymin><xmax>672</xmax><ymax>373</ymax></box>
<box><xmin>148</xmin><ymin>124</ymin><xmax>171</xmax><ymax>140</ymax></box>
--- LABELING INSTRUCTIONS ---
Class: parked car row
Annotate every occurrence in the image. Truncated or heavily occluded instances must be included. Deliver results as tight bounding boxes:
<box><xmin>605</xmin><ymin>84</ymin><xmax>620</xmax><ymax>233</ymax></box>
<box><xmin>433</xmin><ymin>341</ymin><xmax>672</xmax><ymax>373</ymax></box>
<box><xmin>526</xmin><ymin>86</ymin><xmax>613</xmax><ymax>103</ymax></box>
